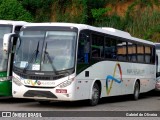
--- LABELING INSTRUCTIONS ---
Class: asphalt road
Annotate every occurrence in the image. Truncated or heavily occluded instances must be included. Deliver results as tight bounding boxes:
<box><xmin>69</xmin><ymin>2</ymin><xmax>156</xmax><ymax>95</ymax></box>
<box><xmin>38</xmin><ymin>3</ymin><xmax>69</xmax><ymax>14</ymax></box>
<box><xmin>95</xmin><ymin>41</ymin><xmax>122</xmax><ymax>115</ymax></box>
<box><xmin>0</xmin><ymin>90</ymin><xmax>160</xmax><ymax>120</ymax></box>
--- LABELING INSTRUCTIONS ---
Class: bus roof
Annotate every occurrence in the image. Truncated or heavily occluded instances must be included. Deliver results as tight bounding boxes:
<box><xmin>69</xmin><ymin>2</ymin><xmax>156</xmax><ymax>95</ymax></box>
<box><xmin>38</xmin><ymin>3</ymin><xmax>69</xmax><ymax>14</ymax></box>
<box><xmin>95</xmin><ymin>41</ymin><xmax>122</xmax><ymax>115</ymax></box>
<box><xmin>0</xmin><ymin>20</ymin><xmax>27</xmax><ymax>26</ymax></box>
<box><xmin>22</xmin><ymin>22</ymin><xmax>154</xmax><ymax>45</ymax></box>
<box><xmin>155</xmin><ymin>43</ymin><xmax>160</xmax><ymax>48</ymax></box>
<box><xmin>155</xmin><ymin>43</ymin><xmax>160</xmax><ymax>45</ymax></box>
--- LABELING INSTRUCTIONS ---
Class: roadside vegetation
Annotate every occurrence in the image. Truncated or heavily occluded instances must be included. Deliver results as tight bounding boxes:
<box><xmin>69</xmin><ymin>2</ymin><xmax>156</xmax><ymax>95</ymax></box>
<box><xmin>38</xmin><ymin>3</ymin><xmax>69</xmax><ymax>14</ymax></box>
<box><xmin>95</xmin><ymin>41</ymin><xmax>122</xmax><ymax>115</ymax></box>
<box><xmin>0</xmin><ymin>0</ymin><xmax>159</xmax><ymax>41</ymax></box>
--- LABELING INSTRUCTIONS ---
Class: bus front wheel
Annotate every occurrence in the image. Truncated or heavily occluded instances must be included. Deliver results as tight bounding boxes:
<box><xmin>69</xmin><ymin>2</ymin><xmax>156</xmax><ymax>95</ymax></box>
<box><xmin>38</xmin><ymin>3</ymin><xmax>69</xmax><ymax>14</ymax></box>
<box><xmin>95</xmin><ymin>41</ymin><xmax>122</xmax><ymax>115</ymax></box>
<box><xmin>133</xmin><ymin>81</ymin><xmax>140</xmax><ymax>100</ymax></box>
<box><xmin>89</xmin><ymin>82</ymin><xmax>100</xmax><ymax>106</ymax></box>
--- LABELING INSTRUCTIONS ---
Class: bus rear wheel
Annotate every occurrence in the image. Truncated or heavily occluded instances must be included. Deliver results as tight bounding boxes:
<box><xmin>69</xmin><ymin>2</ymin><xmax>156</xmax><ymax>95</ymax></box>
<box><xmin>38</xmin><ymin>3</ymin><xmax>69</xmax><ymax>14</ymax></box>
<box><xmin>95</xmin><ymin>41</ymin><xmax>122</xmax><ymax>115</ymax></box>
<box><xmin>133</xmin><ymin>81</ymin><xmax>140</xmax><ymax>100</ymax></box>
<box><xmin>89</xmin><ymin>82</ymin><xmax>100</xmax><ymax>106</ymax></box>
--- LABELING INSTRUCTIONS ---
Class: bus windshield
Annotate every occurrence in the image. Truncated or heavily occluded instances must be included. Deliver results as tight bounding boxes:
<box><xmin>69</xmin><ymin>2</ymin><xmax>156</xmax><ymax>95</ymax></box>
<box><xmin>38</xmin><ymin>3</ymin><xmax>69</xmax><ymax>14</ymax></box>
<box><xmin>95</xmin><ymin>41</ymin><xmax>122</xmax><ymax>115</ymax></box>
<box><xmin>14</xmin><ymin>28</ymin><xmax>77</xmax><ymax>73</ymax></box>
<box><xmin>0</xmin><ymin>24</ymin><xmax>12</xmax><ymax>71</ymax></box>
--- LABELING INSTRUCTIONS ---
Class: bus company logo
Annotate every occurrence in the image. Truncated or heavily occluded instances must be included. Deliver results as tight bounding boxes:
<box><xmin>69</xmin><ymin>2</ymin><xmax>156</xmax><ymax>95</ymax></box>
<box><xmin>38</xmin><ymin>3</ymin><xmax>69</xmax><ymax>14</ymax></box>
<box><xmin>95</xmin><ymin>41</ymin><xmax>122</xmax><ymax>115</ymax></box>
<box><xmin>106</xmin><ymin>63</ymin><xmax>122</xmax><ymax>95</ymax></box>
<box><xmin>24</xmin><ymin>80</ymin><xmax>41</xmax><ymax>86</ymax></box>
<box><xmin>24</xmin><ymin>80</ymin><xmax>55</xmax><ymax>86</ymax></box>
<box><xmin>37</xmin><ymin>81</ymin><xmax>41</xmax><ymax>85</ymax></box>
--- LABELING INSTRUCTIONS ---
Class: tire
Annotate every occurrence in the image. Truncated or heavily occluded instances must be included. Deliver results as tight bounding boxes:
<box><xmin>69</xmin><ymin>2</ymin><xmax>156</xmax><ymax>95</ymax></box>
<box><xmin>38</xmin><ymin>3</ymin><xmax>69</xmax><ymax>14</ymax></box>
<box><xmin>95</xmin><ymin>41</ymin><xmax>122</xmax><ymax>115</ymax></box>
<box><xmin>89</xmin><ymin>82</ymin><xmax>100</xmax><ymax>106</ymax></box>
<box><xmin>133</xmin><ymin>81</ymin><xmax>140</xmax><ymax>100</ymax></box>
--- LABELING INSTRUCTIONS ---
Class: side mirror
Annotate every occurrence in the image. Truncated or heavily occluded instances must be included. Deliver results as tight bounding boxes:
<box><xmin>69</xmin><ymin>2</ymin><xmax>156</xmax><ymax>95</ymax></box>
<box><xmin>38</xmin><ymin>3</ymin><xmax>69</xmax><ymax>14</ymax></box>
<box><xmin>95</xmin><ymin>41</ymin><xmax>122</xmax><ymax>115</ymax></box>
<box><xmin>3</xmin><ymin>33</ymin><xmax>18</xmax><ymax>53</ymax></box>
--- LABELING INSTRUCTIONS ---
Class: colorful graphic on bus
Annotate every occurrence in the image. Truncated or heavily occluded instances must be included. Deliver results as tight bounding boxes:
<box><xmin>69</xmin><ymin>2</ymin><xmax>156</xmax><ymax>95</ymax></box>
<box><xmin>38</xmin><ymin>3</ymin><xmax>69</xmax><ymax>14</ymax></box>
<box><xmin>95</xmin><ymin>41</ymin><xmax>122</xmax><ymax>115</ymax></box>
<box><xmin>24</xmin><ymin>79</ymin><xmax>40</xmax><ymax>86</ymax></box>
<box><xmin>106</xmin><ymin>63</ymin><xmax>122</xmax><ymax>95</ymax></box>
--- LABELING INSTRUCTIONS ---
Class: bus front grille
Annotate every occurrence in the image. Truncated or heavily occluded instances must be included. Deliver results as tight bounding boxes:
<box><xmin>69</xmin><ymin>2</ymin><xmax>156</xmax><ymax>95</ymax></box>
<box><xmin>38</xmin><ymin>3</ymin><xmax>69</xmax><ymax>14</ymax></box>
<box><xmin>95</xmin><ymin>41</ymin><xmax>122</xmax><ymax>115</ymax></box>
<box><xmin>14</xmin><ymin>70</ymin><xmax>65</xmax><ymax>80</ymax></box>
<box><xmin>23</xmin><ymin>90</ymin><xmax>57</xmax><ymax>98</ymax></box>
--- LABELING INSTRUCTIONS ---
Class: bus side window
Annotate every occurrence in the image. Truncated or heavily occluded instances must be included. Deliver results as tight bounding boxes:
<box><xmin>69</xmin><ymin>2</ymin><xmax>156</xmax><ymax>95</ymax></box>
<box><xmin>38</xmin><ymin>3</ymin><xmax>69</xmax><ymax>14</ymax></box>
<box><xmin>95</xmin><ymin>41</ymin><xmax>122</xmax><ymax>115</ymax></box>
<box><xmin>145</xmin><ymin>46</ymin><xmax>151</xmax><ymax>63</ymax></box>
<box><xmin>117</xmin><ymin>40</ymin><xmax>127</xmax><ymax>61</ymax></box>
<box><xmin>104</xmin><ymin>37</ymin><xmax>117</xmax><ymax>60</ymax></box>
<box><xmin>151</xmin><ymin>47</ymin><xmax>155</xmax><ymax>64</ymax></box>
<box><xmin>78</xmin><ymin>33</ymin><xmax>90</xmax><ymax>64</ymax></box>
<box><xmin>91</xmin><ymin>34</ymin><xmax>104</xmax><ymax>58</ymax></box>
<box><xmin>137</xmin><ymin>45</ymin><xmax>144</xmax><ymax>63</ymax></box>
<box><xmin>128</xmin><ymin>42</ymin><xmax>137</xmax><ymax>62</ymax></box>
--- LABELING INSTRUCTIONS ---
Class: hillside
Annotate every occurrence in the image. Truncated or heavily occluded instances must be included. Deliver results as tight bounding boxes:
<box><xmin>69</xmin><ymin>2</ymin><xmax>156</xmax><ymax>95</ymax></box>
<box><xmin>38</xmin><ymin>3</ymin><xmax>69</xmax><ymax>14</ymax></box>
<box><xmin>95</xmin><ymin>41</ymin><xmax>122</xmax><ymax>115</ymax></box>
<box><xmin>0</xmin><ymin>0</ymin><xmax>159</xmax><ymax>41</ymax></box>
<box><xmin>50</xmin><ymin>0</ymin><xmax>160</xmax><ymax>42</ymax></box>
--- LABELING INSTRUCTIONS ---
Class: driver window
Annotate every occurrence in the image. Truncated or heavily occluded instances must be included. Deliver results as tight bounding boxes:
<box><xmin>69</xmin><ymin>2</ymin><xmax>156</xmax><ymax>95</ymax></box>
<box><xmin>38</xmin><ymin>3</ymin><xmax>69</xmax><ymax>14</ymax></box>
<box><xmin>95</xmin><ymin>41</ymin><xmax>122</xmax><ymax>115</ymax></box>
<box><xmin>78</xmin><ymin>33</ymin><xmax>90</xmax><ymax>64</ymax></box>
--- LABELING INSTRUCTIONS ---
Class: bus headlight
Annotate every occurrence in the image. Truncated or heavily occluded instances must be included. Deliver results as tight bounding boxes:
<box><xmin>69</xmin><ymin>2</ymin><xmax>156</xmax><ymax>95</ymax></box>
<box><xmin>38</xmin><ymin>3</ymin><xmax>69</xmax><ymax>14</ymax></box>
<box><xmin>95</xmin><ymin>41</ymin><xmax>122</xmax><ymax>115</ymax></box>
<box><xmin>12</xmin><ymin>77</ymin><xmax>23</xmax><ymax>86</ymax></box>
<box><xmin>58</xmin><ymin>79</ymin><xmax>74</xmax><ymax>88</ymax></box>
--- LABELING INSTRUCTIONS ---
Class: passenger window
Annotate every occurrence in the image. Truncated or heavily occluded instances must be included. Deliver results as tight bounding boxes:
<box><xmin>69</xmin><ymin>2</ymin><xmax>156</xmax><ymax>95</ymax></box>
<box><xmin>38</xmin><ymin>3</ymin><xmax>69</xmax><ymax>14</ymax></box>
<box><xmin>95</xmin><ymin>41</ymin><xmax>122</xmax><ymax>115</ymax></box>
<box><xmin>104</xmin><ymin>37</ymin><xmax>117</xmax><ymax>60</ymax></box>
<box><xmin>137</xmin><ymin>45</ymin><xmax>144</xmax><ymax>62</ymax></box>
<box><xmin>150</xmin><ymin>47</ymin><xmax>155</xmax><ymax>64</ymax></box>
<box><xmin>104</xmin><ymin>37</ymin><xmax>127</xmax><ymax>61</ymax></box>
<box><xmin>117</xmin><ymin>40</ymin><xmax>127</xmax><ymax>61</ymax></box>
<box><xmin>128</xmin><ymin>43</ymin><xmax>137</xmax><ymax>62</ymax></box>
<box><xmin>91</xmin><ymin>34</ymin><xmax>104</xmax><ymax>58</ymax></box>
<box><xmin>145</xmin><ymin>46</ymin><xmax>151</xmax><ymax>63</ymax></box>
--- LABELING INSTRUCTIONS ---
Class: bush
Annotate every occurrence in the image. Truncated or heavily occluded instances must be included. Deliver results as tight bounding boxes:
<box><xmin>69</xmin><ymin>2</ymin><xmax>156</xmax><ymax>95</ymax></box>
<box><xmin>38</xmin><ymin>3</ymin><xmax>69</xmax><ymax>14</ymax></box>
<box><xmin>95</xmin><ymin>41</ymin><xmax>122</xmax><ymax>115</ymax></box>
<box><xmin>125</xmin><ymin>5</ymin><xmax>160</xmax><ymax>41</ymax></box>
<box><xmin>0</xmin><ymin>0</ymin><xmax>33</xmax><ymax>22</ymax></box>
<box><xmin>52</xmin><ymin>0</ymin><xmax>87</xmax><ymax>23</ymax></box>
<box><xmin>18</xmin><ymin>0</ymin><xmax>54</xmax><ymax>22</ymax></box>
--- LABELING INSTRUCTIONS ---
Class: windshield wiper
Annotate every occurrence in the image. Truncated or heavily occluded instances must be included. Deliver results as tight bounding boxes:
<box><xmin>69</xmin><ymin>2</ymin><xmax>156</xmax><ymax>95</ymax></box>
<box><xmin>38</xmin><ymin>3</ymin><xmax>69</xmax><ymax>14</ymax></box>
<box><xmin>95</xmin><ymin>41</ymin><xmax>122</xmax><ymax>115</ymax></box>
<box><xmin>44</xmin><ymin>42</ymin><xmax>58</xmax><ymax>74</ymax></box>
<box><xmin>23</xmin><ymin>41</ymin><xmax>40</xmax><ymax>72</ymax></box>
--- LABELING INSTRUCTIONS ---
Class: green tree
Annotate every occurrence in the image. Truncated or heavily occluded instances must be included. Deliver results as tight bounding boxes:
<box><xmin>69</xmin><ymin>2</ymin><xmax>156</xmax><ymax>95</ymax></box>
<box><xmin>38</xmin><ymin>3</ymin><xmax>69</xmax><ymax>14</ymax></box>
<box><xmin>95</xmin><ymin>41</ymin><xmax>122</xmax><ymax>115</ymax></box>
<box><xmin>53</xmin><ymin>0</ymin><xmax>87</xmax><ymax>23</ymax></box>
<box><xmin>0</xmin><ymin>0</ymin><xmax>33</xmax><ymax>22</ymax></box>
<box><xmin>85</xmin><ymin>0</ymin><xmax>107</xmax><ymax>24</ymax></box>
<box><xmin>18</xmin><ymin>0</ymin><xmax>54</xmax><ymax>22</ymax></box>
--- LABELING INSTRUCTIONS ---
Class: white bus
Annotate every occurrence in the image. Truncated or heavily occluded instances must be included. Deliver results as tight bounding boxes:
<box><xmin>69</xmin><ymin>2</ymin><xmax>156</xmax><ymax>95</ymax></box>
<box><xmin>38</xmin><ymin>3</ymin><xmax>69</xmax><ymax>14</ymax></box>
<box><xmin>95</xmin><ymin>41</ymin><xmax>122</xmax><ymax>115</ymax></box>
<box><xmin>0</xmin><ymin>20</ymin><xmax>27</xmax><ymax>96</ymax></box>
<box><xmin>5</xmin><ymin>23</ymin><xmax>156</xmax><ymax>105</ymax></box>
